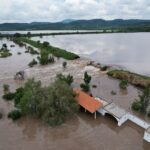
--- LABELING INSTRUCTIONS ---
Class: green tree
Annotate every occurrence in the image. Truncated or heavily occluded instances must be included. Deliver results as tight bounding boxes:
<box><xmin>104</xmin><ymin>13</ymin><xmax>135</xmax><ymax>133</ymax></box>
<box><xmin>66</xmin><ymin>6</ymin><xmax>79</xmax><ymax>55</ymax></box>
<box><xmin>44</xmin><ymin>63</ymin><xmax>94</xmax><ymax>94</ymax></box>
<box><xmin>80</xmin><ymin>72</ymin><xmax>91</xmax><ymax>92</ymax></box>
<box><xmin>84</xmin><ymin>72</ymin><xmax>91</xmax><ymax>84</ymax></box>
<box><xmin>17</xmin><ymin>78</ymin><xmax>79</xmax><ymax>126</ymax></box>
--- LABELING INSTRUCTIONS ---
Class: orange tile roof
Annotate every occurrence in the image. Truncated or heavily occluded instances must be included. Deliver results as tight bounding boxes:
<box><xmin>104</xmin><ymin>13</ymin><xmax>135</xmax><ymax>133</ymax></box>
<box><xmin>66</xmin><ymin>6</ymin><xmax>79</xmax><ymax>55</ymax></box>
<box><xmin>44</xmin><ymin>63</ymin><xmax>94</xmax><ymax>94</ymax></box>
<box><xmin>74</xmin><ymin>89</ymin><xmax>102</xmax><ymax>113</ymax></box>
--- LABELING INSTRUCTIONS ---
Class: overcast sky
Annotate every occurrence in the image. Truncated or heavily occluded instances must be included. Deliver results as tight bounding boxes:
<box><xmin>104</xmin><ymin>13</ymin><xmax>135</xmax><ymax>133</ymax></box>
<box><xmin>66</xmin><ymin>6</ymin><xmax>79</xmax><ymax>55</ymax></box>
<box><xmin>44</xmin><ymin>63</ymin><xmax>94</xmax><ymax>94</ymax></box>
<box><xmin>0</xmin><ymin>0</ymin><xmax>150</xmax><ymax>23</ymax></box>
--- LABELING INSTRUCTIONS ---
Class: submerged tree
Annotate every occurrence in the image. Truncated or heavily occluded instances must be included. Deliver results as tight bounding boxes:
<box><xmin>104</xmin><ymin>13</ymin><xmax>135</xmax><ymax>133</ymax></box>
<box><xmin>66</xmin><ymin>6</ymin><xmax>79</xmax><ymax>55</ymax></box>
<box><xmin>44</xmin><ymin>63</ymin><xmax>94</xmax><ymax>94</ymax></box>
<box><xmin>56</xmin><ymin>74</ymin><xmax>74</xmax><ymax>86</ymax></box>
<box><xmin>80</xmin><ymin>72</ymin><xmax>91</xmax><ymax>92</ymax></box>
<box><xmin>17</xmin><ymin>78</ymin><xmax>79</xmax><ymax>126</ymax></box>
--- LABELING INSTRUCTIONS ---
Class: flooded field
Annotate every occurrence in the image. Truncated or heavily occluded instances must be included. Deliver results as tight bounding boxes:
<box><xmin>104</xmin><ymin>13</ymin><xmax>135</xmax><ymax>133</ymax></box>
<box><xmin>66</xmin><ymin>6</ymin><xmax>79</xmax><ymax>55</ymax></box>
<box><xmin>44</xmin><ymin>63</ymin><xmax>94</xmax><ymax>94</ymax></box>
<box><xmin>0</xmin><ymin>38</ymin><xmax>150</xmax><ymax>150</ymax></box>
<box><xmin>32</xmin><ymin>33</ymin><xmax>150</xmax><ymax>76</ymax></box>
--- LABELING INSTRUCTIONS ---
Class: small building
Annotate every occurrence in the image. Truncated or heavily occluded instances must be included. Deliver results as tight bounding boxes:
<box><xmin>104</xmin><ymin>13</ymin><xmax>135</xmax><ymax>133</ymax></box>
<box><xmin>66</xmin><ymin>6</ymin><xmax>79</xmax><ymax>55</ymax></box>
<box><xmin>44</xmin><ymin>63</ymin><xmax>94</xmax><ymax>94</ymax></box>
<box><xmin>75</xmin><ymin>89</ymin><xmax>102</xmax><ymax>119</ymax></box>
<box><xmin>98</xmin><ymin>102</ymin><xmax>128</xmax><ymax>126</ymax></box>
<box><xmin>144</xmin><ymin>127</ymin><xmax>150</xmax><ymax>142</ymax></box>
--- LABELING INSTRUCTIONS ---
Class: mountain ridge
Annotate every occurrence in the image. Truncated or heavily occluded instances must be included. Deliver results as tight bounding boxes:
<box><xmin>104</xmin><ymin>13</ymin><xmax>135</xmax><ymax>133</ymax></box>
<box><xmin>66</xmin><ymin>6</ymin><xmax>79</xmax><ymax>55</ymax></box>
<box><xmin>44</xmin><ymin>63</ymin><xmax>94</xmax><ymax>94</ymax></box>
<box><xmin>0</xmin><ymin>19</ymin><xmax>150</xmax><ymax>31</ymax></box>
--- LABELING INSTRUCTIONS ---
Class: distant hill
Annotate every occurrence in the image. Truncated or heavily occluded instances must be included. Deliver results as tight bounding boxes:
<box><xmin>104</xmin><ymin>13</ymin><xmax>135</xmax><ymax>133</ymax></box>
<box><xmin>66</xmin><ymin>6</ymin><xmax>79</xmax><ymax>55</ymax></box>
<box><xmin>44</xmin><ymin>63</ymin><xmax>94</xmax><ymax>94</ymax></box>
<box><xmin>0</xmin><ymin>19</ymin><xmax>150</xmax><ymax>31</ymax></box>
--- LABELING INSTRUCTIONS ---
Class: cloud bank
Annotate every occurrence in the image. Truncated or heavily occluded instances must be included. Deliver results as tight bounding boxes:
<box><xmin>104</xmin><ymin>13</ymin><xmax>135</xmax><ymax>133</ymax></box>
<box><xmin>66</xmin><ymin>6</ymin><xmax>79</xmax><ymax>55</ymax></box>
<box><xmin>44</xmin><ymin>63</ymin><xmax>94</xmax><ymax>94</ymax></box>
<box><xmin>0</xmin><ymin>0</ymin><xmax>150</xmax><ymax>23</ymax></box>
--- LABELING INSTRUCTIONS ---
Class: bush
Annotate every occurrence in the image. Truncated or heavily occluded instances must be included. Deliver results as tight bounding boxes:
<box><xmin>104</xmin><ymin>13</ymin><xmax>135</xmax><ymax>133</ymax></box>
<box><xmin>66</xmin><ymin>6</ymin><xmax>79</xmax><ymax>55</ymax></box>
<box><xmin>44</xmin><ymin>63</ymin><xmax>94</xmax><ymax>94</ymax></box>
<box><xmin>80</xmin><ymin>83</ymin><xmax>90</xmax><ymax>92</ymax></box>
<box><xmin>101</xmin><ymin>66</ymin><xmax>108</xmax><ymax>71</ymax></box>
<box><xmin>62</xmin><ymin>61</ymin><xmax>67</xmax><ymax>68</ymax></box>
<box><xmin>14</xmin><ymin>87</ymin><xmax>24</xmax><ymax>107</ymax></box>
<box><xmin>39</xmin><ymin>50</ymin><xmax>49</xmax><ymax>65</ymax></box>
<box><xmin>17</xmin><ymin>52</ymin><xmax>21</xmax><ymax>55</ymax></box>
<box><xmin>0</xmin><ymin>50</ymin><xmax>12</xmax><ymax>58</ymax></box>
<box><xmin>111</xmin><ymin>90</ymin><xmax>117</xmax><ymax>95</ymax></box>
<box><xmin>92</xmin><ymin>85</ymin><xmax>97</xmax><ymax>88</ymax></box>
<box><xmin>119</xmin><ymin>80</ymin><xmax>128</xmax><ymax>89</ymax></box>
<box><xmin>43</xmin><ymin>41</ymin><xmax>49</xmax><ymax>47</ymax></box>
<box><xmin>28</xmin><ymin>59</ymin><xmax>38</xmax><ymax>67</ymax></box>
<box><xmin>2</xmin><ymin>92</ymin><xmax>15</xmax><ymax>101</ymax></box>
<box><xmin>8</xmin><ymin>110</ymin><xmax>22</xmax><ymax>120</ymax></box>
<box><xmin>3</xmin><ymin>84</ymin><xmax>10</xmax><ymax>93</ymax></box>
<box><xmin>132</xmin><ymin>101</ymin><xmax>141</xmax><ymax>111</ymax></box>
<box><xmin>56</xmin><ymin>74</ymin><xmax>74</xmax><ymax>86</ymax></box>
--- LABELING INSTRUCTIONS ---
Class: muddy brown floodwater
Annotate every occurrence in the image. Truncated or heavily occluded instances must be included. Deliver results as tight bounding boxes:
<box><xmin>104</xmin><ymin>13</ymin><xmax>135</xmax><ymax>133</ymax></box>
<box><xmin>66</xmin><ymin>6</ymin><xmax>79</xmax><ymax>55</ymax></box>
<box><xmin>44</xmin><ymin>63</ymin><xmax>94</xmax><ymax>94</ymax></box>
<box><xmin>0</xmin><ymin>38</ymin><xmax>150</xmax><ymax>150</ymax></box>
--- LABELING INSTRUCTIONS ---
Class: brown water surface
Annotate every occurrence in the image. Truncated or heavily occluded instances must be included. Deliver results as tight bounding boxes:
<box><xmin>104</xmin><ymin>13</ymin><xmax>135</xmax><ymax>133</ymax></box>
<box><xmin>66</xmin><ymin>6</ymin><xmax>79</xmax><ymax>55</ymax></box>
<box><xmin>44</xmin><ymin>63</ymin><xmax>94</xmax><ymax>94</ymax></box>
<box><xmin>0</xmin><ymin>38</ymin><xmax>150</xmax><ymax>150</ymax></box>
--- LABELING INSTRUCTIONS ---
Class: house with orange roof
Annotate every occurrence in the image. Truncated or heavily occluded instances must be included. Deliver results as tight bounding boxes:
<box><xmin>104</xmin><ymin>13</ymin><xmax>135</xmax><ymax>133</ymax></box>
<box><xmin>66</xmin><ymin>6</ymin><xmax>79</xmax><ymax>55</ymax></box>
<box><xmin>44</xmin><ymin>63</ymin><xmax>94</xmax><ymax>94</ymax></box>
<box><xmin>74</xmin><ymin>89</ymin><xmax>103</xmax><ymax>119</ymax></box>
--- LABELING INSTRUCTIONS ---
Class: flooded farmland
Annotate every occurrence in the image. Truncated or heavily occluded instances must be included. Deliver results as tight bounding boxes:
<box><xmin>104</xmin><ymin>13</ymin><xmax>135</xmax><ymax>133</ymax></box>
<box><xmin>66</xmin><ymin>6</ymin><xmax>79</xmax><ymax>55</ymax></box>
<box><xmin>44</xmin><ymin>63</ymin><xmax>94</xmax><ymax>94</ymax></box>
<box><xmin>0</xmin><ymin>36</ymin><xmax>150</xmax><ymax>150</ymax></box>
<box><xmin>32</xmin><ymin>33</ymin><xmax>150</xmax><ymax>76</ymax></box>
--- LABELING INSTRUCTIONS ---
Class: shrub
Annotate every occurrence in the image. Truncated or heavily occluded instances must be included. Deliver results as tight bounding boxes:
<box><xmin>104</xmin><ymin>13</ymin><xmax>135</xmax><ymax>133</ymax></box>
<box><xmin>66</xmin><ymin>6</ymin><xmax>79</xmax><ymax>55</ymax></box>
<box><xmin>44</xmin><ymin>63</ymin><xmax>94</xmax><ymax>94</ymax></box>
<box><xmin>28</xmin><ymin>59</ymin><xmax>38</xmax><ymax>67</ymax></box>
<box><xmin>2</xmin><ymin>92</ymin><xmax>15</xmax><ymax>101</ymax></box>
<box><xmin>0</xmin><ymin>51</ymin><xmax>12</xmax><ymax>58</ymax></box>
<box><xmin>132</xmin><ymin>101</ymin><xmax>141</xmax><ymax>111</ymax></box>
<box><xmin>92</xmin><ymin>85</ymin><xmax>97</xmax><ymax>88</ymax></box>
<box><xmin>8</xmin><ymin>110</ymin><xmax>22</xmax><ymax>120</ymax></box>
<box><xmin>3</xmin><ymin>84</ymin><xmax>10</xmax><ymax>93</ymax></box>
<box><xmin>56</xmin><ymin>74</ymin><xmax>74</xmax><ymax>85</ymax></box>
<box><xmin>119</xmin><ymin>80</ymin><xmax>128</xmax><ymax>89</ymax></box>
<box><xmin>17</xmin><ymin>52</ymin><xmax>21</xmax><ymax>55</ymax></box>
<box><xmin>101</xmin><ymin>66</ymin><xmax>108</xmax><ymax>71</ymax></box>
<box><xmin>62</xmin><ymin>61</ymin><xmax>67</xmax><ymax>68</ymax></box>
<box><xmin>80</xmin><ymin>83</ymin><xmax>90</xmax><ymax>92</ymax></box>
<box><xmin>14</xmin><ymin>87</ymin><xmax>24</xmax><ymax>107</ymax></box>
<box><xmin>48</xmin><ymin>56</ymin><xmax>55</xmax><ymax>63</ymax></box>
<box><xmin>43</xmin><ymin>41</ymin><xmax>49</xmax><ymax>47</ymax></box>
<box><xmin>40</xmin><ymin>50</ymin><xmax>49</xmax><ymax>65</ymax></box>
<box><xmin>111</xmin><ymin>91</ymin><xmax>117</xmax><ymax>95</ymax></box>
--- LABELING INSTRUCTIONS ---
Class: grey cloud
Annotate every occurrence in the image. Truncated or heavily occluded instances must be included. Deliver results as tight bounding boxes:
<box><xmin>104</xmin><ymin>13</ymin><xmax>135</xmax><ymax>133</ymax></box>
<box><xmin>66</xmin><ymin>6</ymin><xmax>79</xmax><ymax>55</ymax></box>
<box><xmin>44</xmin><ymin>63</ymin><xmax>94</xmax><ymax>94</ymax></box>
<box><xmin>0</xmin><ymin>0</ymin><xmax>149</xmax><ymax>23</ymax></box>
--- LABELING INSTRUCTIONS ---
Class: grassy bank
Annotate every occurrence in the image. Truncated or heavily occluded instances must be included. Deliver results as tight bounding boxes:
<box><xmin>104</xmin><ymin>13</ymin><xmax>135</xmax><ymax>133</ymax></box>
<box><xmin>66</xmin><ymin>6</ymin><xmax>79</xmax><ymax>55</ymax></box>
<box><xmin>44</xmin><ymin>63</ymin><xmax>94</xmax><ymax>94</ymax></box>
<box><xmin>16</xmin><ymin>38</ymin><xmax>79</xmax><ymax>60</ymax></box>
<box><xmin>107</xmin><ymin>70</ymin><xmax>150</xmax><ymax>88</ymax></box>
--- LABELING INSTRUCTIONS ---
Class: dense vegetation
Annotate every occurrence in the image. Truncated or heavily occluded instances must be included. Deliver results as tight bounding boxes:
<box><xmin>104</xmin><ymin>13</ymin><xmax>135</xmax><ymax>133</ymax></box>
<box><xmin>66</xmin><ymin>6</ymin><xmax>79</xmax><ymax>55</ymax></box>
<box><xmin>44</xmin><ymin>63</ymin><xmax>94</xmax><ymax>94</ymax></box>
<box><xmin>132</xmin><ymin>86</ymin><xmax>150</xmax><ymax>118</ymax></box>
<box><xmin>6</xmin><ymin>78</ymin><xmax>79</xmax><ymax>126</ymax></box>
<box><xmin>107</xmin><ymin>70</ymin><xmax>150</xmax><ymax>88</ymax></box>
<box><xmin>15</xmin><ymin>38</ymin><xmax>79</xmax><ymax>61</ymax></box>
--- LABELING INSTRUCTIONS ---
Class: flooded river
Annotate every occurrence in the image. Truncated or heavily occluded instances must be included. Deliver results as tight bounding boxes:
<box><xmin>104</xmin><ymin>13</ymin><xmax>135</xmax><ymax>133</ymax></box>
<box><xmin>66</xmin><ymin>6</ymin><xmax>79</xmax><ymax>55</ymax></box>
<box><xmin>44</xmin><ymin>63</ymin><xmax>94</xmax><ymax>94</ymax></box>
<box><xmin>32</xmin><ymin>33</ymin><xmax>150</xmax><ymax>76</ymax></box>
<box><xmin>0</xmin><ymin>37</ymin><xmax>150</xmax><ymax>150</ymax></box>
